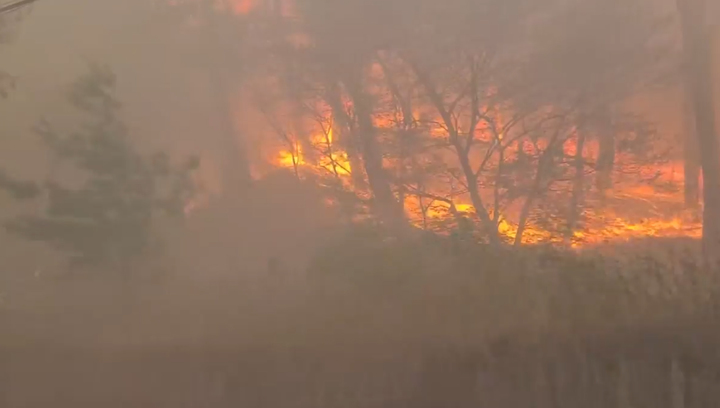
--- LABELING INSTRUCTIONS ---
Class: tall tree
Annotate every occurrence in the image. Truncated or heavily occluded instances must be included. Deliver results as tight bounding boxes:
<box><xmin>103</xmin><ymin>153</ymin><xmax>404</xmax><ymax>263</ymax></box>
<box><xmin>677</xmin><ymin>0</ymin><xmax>720</xmax><ymax>270</ymax></box>
<box><xmin>596</xmin><ymin>108</ymin><xmax>617</xmax><ymax>197</ymax></box>
<box><xmin>4</xmin><ymin>65</ymin><xmax>197</xmax><ymax>278</ymax></box>
<box><xmin>253</xmin><ymin>0</ymin><xmax>679</xmax><ymax>244</ymax></box>
<box><xmin>521</xmin><ymin>0</ymin><xmax>674</xmax><ymax>240</ymax></box>
<box><xmin>682</xmin><ymin>94</ymin><xmax>701</xmax><ymax>208</ymax></box>
<box><xmin>274</xmin><ymin>0</ymin><xmax>410</xmax><ymax>232</ymax></box>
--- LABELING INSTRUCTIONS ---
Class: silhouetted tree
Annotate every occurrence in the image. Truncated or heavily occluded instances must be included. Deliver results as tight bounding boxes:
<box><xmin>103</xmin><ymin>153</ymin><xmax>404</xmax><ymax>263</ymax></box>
<box><xmin>677</xmin><ymin>0</ymin><xmax>720</xmax><ymax>270</ymax></box>
<box><xmin>249</xmin><ymin>0</ymin><xmax>681</xmax><ymax>243</ymax></box>
<box><xmin>4</xmin><ymin>65</ymin><xmax>198</xmax><ymax>277</ymax></box>
<box><xmin>682</xmin><ymin>96</ymin><xmax>701</xmax><ymax>208</ymax></box>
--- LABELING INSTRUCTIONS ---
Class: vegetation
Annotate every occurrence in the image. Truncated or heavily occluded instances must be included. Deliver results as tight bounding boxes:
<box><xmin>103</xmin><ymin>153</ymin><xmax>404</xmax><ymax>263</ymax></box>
<box><xmin>193</xmin><ymin>0</ymin><xmax>699</xmax><ymax>248</ymax></box>
<box><xmin>2</xmin><ymin>65</ymin><xmax>197</xmax><ymax>276</ymax></box>
<box><xmin>2</xmin><ymin>0</ymin><xmax>720</xmax><ymax>406</ymax></box>
<box><xmin>5</xmin><ymin>231</ymin><xmax>720</xmax><ymax>406</ymax></box>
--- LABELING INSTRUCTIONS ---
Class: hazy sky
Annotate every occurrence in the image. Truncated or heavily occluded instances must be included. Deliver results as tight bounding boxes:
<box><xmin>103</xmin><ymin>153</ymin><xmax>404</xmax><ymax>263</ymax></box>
<box><xmin>0</xmin><ymin>0</ymin><xmax>222</xmax><ymax>178</ymax></box>
<box><xmin>1</xmin><ymin>0</ymin><xmax>719</xmax><ymax>181</ymax></box>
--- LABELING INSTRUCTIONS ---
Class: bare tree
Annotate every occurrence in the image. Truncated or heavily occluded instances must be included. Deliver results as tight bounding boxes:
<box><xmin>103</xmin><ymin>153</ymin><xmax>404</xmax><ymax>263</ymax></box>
<box><xmin>677</xmin><ymin>0</ymin><xmax>720</xmax><ymax>270</ymax></box>
<box><xmin>596</xmin><ymin>108</ymin><xmax>617</xmax><ymax>198</ymax></box>
<box><xmin>265</xmin><ymin>0</ymin><xmax>410</xmax><ymax>233</ymax></box>
<box><xmin>682</xmin><ymin>94</ymin><xmax>701</xmax><ymax>208</ymax></box>
<box><xmin>248</xmin><ymin>0</ymin><xmax>681</xmax><ymax>244</ymax></box>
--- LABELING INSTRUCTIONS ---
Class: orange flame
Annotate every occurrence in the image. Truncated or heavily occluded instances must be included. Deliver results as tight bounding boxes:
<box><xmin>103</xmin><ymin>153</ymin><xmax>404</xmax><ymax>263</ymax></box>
<box><xmin>186</xmin><ymin>5</ymin><xmax>702</xmax><ymax>247</ymax></box>
<box><xmin>276</xmin><ymin>125</ymin><xmax>353</xmax><ymax>178</ymax></box>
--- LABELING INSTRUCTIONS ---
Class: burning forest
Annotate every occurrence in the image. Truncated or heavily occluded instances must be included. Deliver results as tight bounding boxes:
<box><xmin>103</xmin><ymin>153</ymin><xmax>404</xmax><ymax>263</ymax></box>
<box><xmin>172</xmin><ymin>0</ymin><xmax>708</xmax><ymax>249</ymax></box>
<box><xmin>4</xmin><ymin>0</ymin><xmax>720</xmax><ymax>407</ymax></box>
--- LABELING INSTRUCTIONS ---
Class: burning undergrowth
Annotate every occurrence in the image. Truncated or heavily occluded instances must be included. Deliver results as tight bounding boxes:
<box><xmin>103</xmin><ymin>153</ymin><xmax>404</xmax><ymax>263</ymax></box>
<box><xmin>165</xmin><ymin>0</ymin><xmax>697</xmax><ymax>249</ymax></box>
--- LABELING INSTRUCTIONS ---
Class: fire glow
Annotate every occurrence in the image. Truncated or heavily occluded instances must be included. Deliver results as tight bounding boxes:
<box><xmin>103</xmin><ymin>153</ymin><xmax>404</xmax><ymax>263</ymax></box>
<box><xmin>277</xmin><ymin>126</ymin><xmax>353</xmax><ymax>178</ymax></box>
<box><xmin>268</xmin><ymin>111</ymin><xmax>702</xmax><ymax>247</ymax></box>
<box><xmin>183</xmin><ymin>0</ymin><xmax>704</xmax><ymax>248</ymax></box>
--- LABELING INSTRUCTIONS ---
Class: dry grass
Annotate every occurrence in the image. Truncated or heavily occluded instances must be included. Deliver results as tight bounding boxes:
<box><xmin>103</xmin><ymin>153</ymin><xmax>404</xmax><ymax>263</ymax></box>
<box><xmin>3</xmin><ymin>228</ymin><xmax>720</xmax><ymax>407</ymax></box>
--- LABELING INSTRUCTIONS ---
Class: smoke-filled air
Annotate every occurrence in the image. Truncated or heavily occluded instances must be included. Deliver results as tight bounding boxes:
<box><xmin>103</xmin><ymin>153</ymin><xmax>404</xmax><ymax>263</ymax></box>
<box><xmin>2</xmin><ymin>0</ymin><xmax>720</xmax><ymax>406</ymax></box>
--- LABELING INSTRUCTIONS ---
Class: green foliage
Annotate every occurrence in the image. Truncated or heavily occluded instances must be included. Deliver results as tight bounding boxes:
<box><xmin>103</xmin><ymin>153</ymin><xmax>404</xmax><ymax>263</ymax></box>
<box><xmin>5</xmin><ymin>64</ymin><xmax>198</xmax><ymax>273</ymax></box>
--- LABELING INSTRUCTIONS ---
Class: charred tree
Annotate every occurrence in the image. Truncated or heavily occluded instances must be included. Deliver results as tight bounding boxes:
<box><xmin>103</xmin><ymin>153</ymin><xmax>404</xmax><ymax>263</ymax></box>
<box><xmin>409</xmin><ymin>60</ymin><xmax>502</xmax><ymax>247</ymax></box>
<box><xmin>566</xmin><ymin>127</ymin><xmax>587</xmax><ymax>242</ymax></box>
<box><xmin>342</xmin><ymin>75</ymin><xmax>407</xmax><ymax>233</ymax></box>
<box><xmin>596</xmin><ymin>109</ymin><xmax>616</xmax><ymax>197</ymax></box>
<box><xmin>324</xmin><ymin>82</ymin><xmax>368</xmax><ymax>189</ymax></box>
<box><xmin>514</xmin><ymin>135</ymin><xmax>564</xmax><ymax>246</ymax></box>
<box><xmin>682</xmin><ymin>93</ymin><xmax>701</xmax><ymax>208</ymax></box>
<box><xmin>678</xmin><ymin>0</ymin><xmax>720</xmax><ymax>270</ymax></box>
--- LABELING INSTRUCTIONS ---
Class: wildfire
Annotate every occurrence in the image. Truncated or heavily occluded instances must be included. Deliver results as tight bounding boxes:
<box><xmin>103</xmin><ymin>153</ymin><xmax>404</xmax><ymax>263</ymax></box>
<box><xmin>406</xmin><ymin>200</ymin><xmax>701</xmax><ymax>247</ymax></box>
<box><xmin>577</xmin><ymin>216</ymin><xmax>701</xmax><ymax>244</ymax></box>
<box><xmin>261</xmin><ymin>103</ymin><xmax>703</xmax><ymax>248</ymax></box>
<box><xmin>277</xmin><ymin>141</ymin><xmax>303</xmax><ymax>169</ymax></box>
<box><xmin>177</xmin><ymin>0</ymin><xmax>703</xmax><ymax>248</ymax></box>
<box><xmin>276</xmin><ymin>126</ymin><xmax>353</xmax><ymax>178</ymax></box>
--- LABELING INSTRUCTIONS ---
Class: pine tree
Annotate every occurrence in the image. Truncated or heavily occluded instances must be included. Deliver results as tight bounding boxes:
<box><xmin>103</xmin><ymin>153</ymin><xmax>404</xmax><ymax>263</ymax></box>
<box><xmin>4</xmin><ymin>65</ymin><xmax>198</xmax><ymax>277</ymax></box>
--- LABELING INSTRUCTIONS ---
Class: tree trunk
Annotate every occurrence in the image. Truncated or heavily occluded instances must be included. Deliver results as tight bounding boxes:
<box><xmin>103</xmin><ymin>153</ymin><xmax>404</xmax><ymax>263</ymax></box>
<box><xmin>407</xmin><ymin>60</ymin><xmax>501</xmax><ymax>246</ymax></box>
<box><xmin>461</xmin><ymin>159</ymin><xmax>501</xmax><ymax>246</ymax></box>
<box><xmin>514</xmin><ymin>142</ymin><xmax>558</xmax><ymax>246</ymax></box>
<box><xmin>567</xmin><ymin>128</ymin><xmax>587</xmax><ymax>242</ymax></box>
<box><xmin>325</xmin><ymin>83</ymin><xmax>368</xmax><ymax>189</ymax></box>
<box><xmin>343</xmin><ymin>77</ymin><xmax>406</xmax><ymax>232</ymax></box>
<box><xmin>514</xmin><ymin>193</ymin><xmax>537</xmax><ymax>246</ymax></box>
<box><xmin>682</xmin><ymin>93</ymin><xmax>701</xmax><ymax>208</ymax></box>
<box><xmin>596</xmin><ymin>110</ymin><xmax>615</xmax><ymax>197</ymax></box>
<box><xmin>678</xmin><ymin>0</ymin><xmax>720</xmax><ymax>271</ymax></box>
